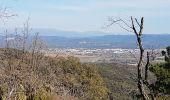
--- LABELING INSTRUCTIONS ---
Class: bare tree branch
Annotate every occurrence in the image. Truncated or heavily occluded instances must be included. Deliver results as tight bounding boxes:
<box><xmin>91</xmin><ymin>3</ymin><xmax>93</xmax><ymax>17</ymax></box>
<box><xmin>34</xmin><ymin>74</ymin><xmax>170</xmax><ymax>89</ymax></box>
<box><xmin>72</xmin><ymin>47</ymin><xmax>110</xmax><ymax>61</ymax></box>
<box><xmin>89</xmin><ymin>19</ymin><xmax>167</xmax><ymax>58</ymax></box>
<box><xmin>107</xmin><ymin>16</ymin><xmax>154</xmax><ymax>100</ymax></box>
<box><xmin>135</xmin><ymin>18</ymin><xmax>140</xmax><ymax>27</ymax></box>
<box><xmin>131</xmin><ymin>16</ymin><xmax>138</xmax><ymax>36</ymax></box>
<box><xmin>0</xmin><ymin>7</ymin><xmax>17</xmax><ymax>24</ymax></box>
<box><xmin>139</xmin><ymin>17</ymin><xmax>144</xmax><ymax>36</ymax></box>
<box><xmin>145</xmin><ymin>52</ymin><xmax>149</xmax><ymax>81</ymax></box>
<box><xmin>118</xmin><ymin>18</ymin><xmax>132</xmax><ymax>28</ymax></box>
<box><xmin>117</xmin><ymin>23</ymin><xmax>133</xmax><ymax>32</ymax></box>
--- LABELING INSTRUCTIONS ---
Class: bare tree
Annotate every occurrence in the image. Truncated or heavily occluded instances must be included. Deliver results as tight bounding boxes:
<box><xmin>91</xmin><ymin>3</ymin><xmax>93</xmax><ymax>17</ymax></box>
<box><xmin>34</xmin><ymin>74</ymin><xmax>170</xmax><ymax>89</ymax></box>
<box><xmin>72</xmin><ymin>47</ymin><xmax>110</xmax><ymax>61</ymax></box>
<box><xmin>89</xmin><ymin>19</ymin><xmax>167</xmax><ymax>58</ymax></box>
<box><xmin>0</xmin><ymin>7</ymin><xmax>16</xmax><ymax>24</ymax></box>
<box><xmin>0</xmin><ymin>7</ymin><xmax>18</xmax><ymax>100</ymax></box>
<box><xmin>107</xmin><ymin>16</ymin><xmax>155</xmax><ymax>100</ymax></box>
<box><xmin>30</xmin><ymin>32</ymin><xmax>47</xmax><ymax>69</ymax></box>
<box><xmin>20</xmin><ymin>17</ymin><xmax>30</xmax><ymax>62</ymax></box>
<box><xmin>0</xmin><ymin>7</ymin><xmax>17</xmax><ymax>70</ymax></box>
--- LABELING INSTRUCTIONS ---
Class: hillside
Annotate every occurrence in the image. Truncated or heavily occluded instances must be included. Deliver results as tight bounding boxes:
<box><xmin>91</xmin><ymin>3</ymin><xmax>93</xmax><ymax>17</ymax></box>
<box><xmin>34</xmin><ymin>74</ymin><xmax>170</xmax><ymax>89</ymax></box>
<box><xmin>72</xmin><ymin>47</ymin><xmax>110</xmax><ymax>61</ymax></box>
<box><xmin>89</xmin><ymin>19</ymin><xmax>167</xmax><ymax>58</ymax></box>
<box><xmin>0</xmin><ymin>48</ymin><xmax>109</xmax><ymax>100</ymax></box>
<box><xmin>97</xmin><ymin>63</ymin><xmax>137</xmax><ymax>100</ymax></box>
<box><xmin>1</xmin><ymin>48</ymin><xmax>159</xmax><ymax>100</ymax></box>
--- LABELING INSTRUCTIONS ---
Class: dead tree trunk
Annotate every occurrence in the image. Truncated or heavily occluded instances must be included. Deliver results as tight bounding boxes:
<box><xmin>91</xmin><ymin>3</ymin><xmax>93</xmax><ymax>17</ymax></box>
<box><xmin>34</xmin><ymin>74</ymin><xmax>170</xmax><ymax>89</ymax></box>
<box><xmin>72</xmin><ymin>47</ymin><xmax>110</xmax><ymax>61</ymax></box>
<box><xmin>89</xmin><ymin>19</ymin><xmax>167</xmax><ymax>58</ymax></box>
<box><xmin>131</xmin><ymin>17</ymin><xmax>150</xmax><ymax>100</ymax></box>
<box><xmin>21</xmin><ymin>18</ymin><xmax>30</xmax><ymax>62</ymax></box>
<box><xmin>107</xmin><ymin>16</ymin><xmax>155</xmax><ymax>99</ymax></box>
<box><xmin>145</xmin><ymin>52</ymin><xmax>149</xmax><ymax>82</ymax></box>
<box><xmin>144</xmin><ymin>52</ymin><xmax>156</xmax><ymax>100</ymax></box>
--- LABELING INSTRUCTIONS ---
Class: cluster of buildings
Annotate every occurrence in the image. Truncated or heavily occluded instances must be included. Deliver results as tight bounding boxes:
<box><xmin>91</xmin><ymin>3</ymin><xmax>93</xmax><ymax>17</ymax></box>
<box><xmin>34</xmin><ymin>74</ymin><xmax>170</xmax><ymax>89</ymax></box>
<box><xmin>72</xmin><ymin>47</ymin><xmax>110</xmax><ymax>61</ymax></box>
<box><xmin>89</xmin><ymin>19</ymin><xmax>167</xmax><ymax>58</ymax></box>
<box><xmin>43</xmin><ymin>48</ymin><xmax>164</xmax><ymax>64</ymax></box>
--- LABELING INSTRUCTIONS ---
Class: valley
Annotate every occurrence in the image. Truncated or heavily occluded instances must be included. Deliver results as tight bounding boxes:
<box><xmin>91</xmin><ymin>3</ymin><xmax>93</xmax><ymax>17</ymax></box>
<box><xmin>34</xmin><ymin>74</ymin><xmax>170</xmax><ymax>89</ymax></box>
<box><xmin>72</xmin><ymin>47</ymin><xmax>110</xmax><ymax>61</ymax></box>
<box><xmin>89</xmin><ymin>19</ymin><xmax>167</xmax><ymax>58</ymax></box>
<box><xmin>44</xmin><ymin>48</ymin><xmax>164</xmax><ymax>64</ymax></box>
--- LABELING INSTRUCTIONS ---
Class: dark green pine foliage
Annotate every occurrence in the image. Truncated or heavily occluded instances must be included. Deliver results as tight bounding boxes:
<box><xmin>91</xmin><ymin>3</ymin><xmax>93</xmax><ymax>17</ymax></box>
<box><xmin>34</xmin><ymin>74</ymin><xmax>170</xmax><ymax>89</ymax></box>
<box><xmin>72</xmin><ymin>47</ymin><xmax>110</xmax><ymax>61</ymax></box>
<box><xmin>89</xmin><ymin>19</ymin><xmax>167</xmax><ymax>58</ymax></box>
<box><xmin>150</xmin><ymin>46</ymin><xmax>170</xmax><ymax>95</ymax></box>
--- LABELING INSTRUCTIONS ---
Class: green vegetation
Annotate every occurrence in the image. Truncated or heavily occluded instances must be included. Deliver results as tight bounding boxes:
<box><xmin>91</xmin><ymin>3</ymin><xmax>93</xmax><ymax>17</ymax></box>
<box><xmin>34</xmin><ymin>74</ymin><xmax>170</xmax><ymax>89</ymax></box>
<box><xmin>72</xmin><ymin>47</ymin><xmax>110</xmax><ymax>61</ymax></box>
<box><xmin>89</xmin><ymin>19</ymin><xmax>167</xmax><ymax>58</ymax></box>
<box><xmin>0</xmin><ymin>48</ymin><xmax>109</xmax><ymax>100</ymax></box>
<box><xmin>150</xmin><ymin>63</ymin><xmax>170</xmax><ymax>94</ymax></box>
<box><xmin>97</xmin><ymin>63</ymin><xmax>138</xmax><ymax>100</ymax></box>
<box><xmin>48</xmin><ymin>56</ymin><xmax>109</xmax><ymax>100</ymax></box>
<box><xmin>149</xmin><ymin>46</ymin><xmax>170</xmax><ymax>98</ymax></box>
<box><xmin>1</xmin><ymin>42</ymin><xmax>170</xmax><ymax>100</ymax></box>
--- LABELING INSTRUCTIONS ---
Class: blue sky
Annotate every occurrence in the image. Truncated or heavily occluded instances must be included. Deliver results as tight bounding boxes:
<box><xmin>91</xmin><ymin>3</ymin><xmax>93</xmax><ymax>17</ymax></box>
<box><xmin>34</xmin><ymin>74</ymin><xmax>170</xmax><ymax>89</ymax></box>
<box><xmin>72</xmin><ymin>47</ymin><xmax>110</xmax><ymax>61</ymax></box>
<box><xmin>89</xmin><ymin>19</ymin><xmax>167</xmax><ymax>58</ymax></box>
<box><xmin>0</xmin><ymin>0</ymin><xmax>170</xmax><ymax>34</ymax></box>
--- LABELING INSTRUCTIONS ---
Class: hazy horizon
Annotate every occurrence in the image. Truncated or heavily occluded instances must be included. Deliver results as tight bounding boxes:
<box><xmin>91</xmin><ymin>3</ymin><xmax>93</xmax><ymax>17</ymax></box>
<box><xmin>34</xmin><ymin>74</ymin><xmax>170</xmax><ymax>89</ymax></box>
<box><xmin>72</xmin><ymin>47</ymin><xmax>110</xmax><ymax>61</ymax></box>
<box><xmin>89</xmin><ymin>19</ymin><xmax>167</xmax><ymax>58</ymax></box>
<box><xmin>0</xmin><ymin>27</ymin><xmax>170</xmax><ymax>37</ymax></box>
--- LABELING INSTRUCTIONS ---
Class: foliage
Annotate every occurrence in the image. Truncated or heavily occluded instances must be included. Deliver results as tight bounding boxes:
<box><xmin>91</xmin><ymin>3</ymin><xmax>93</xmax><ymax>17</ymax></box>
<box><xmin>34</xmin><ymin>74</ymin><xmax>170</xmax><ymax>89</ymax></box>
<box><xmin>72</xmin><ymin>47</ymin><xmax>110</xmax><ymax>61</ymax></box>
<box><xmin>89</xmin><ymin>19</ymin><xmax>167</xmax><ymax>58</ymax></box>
<box><xmin>49</xmin><ymin>56</ymin><xmax>109</xmax><ymax>100</ymax></box>
<box><xmin>150</xmin><ymin>63</ymin><xmax>170</xmax><ymax>95</ymax></box>
<box><xmin>149</xmin><ymin>46</ymin><xmax>170</xmax><ymax>96</ymax></box>
<box><xmin>0</xmin><ymin>48</ymin><xmax>108</xmax><ymax>100</ymax></box>
<box><xmin>166</xmin><ymin>46</ymin><xmax>170</xmax><ymax>55</ymax></box>
<box><xmin>97</xmin><ymin>63</ymin><xmax>137</xmax><ymax>100</ymax></box>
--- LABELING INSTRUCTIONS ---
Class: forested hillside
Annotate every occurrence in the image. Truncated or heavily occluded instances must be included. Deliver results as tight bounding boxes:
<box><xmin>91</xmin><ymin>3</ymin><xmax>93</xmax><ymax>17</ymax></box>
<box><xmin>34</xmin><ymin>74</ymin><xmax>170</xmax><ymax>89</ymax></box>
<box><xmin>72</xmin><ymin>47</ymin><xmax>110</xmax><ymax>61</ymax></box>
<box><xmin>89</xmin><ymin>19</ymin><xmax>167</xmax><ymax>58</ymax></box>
<box><xmin>0</xmin><ymin>48</ymin><xmax>109</xmax><ymax>100</ymax></box>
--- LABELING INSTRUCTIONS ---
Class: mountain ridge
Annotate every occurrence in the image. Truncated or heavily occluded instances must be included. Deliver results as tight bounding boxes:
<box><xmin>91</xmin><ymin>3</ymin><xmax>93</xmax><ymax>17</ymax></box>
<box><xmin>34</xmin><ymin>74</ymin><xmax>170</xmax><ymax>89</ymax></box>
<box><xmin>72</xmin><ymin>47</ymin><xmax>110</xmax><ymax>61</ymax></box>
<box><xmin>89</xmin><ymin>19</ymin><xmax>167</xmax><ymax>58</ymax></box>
<box><xmin>0</xmin><ymin>33</ymin><xmax>170</xmax><ymax>49</ymax></box>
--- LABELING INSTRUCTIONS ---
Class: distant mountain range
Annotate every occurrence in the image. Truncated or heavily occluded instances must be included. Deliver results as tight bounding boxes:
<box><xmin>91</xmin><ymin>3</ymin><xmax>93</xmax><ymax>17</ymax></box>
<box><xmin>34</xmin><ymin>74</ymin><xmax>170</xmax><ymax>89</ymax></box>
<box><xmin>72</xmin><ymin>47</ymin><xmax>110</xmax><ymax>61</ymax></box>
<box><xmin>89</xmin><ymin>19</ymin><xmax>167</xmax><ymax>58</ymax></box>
<box><xmin>0</xmin><ymin>28</ymin><xmax>111</xmax><ymax>37</ymax></box>
<box><xmin>38</xmin><ymin>34</ymin><xmax>170</xmax><ymax>49</ymax></box>
<box><xmin>0</xmin><ymin>29</ymin><xmax>170</xmax><ymax>49</ymax></box>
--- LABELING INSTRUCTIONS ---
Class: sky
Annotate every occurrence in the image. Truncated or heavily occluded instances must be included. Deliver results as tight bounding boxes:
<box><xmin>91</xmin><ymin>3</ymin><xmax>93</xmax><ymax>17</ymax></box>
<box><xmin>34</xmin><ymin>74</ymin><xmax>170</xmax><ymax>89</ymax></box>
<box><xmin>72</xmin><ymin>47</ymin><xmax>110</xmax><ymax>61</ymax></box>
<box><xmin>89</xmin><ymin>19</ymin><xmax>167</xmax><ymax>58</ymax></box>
<box><xmin>0</xmin><ymin>0</ymin><xmax>170</xmax><ymax>34</ymax></box>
